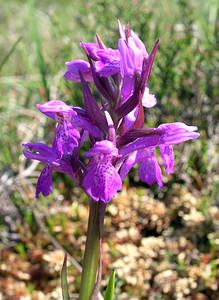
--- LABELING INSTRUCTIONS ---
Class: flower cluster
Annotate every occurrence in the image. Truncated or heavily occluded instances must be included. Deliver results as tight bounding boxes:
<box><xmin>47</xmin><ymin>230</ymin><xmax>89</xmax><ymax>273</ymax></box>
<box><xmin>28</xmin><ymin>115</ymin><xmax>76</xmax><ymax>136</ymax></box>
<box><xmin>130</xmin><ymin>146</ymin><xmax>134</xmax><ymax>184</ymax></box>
<box><xmin>23</xmin><ymin>22</ymin><xmax>199</xmax><ymax>203</ymax></box>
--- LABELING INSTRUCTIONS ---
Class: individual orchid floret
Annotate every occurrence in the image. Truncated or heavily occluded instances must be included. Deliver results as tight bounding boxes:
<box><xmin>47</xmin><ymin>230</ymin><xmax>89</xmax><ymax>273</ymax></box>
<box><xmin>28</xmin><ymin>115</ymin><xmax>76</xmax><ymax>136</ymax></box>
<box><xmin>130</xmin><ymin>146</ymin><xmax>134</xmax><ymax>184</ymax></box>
<box><xmin>23</xmin><ymin>140</ymin><xmax>76</xmax><ymax>198</ymax></box>
<box><xmin>118</xmin><ymin>21</ymin><xmax>153</xmax><ymax>102</ymax></box>
<box><xmin>66</xmin><ymin>39</ymin><xmax>120</xmax><ymax>84</ymax></box>
<box><xmin>95</xmin><ymin>48</ymin><xmax>120</xmax><ymax>77</ymax></box>
<box><xmin>64</xmin><ymin>59</ymin><xmax>93</xmax><ymax>82</ymax></box>
<box><xmin>118</xmin><ymin>123</ymin><xmax>199</xmax><ymax>188</ymax></box>
<box><xmin>37</xmin><ymin>100</ymin><xmax>103</xmax><ymax>140</ymax></box>
<box><xmin>116</xmin><ymin>23</ymin><xmax>159</xmax><ymax>130</ymax></box>
<box><xmin>37</xmin><ymin>100</ymin><xmax>80</xmax><ymax>156</ymax></box>
<box><xmin>82</xmin><ymin>141</ymin><xmax>122</xmax><ymax>202</ymax></box>
<box><xmin>80</xmin><ymin>39</ymin><xmax>120</xmax><ymax>77</ymax></box>
<box><xmin>80</xmin><ymin>42</ymin><xmax>102</xmax><ymax>60</ymax></box>
<box><xmin>118</xmin><ymin>20</ymin><xmax>148</xmax><ymax>58</ymax></box>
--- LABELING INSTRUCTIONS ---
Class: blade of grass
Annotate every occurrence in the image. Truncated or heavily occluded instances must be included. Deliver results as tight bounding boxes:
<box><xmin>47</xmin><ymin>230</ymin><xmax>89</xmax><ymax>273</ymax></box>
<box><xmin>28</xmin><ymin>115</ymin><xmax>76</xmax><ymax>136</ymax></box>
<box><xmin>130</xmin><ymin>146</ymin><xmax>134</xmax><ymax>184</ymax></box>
<box><xmin>104</xmin><ymin>271</ymin><xmax>115</xmax><ymax>300</ymax></box>
<box><xmin>61</xmin><ymin>253</ymin><xmax>71</xmax><ymax>300</ymax></box>
<box><xmin>0</xmin><ymin>36</ymin><xmax>22</xmax><ymax>73</ymax></box>
<box><xmin>29</xmin><ymin>0</ymin><xmax>50</xmax><ymax>100</ymax></box>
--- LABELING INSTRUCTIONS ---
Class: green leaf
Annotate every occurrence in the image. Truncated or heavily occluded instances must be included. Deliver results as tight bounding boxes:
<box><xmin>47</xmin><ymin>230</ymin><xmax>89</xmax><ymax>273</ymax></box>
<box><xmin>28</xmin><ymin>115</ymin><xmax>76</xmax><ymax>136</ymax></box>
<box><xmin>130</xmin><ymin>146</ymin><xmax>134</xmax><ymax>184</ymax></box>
<box><xmin>104</xmin><ymin>271</ymin><xmax>115</xmax><ymax>300</ymax></box>
<box><xmin>61</xmin><ymin>253</ymin><xmax>71</xmax><ymax>300</ymax></box>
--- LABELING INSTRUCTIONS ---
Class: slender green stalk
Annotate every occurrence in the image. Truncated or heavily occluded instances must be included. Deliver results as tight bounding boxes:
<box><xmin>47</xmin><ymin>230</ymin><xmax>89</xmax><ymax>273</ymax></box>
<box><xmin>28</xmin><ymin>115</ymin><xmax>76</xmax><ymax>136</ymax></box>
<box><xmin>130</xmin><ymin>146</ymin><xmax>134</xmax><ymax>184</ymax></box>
<box><xmin>0</xmin><ymin>36</ymin><xmax>22</xmax><ymax>73</ymax></box>
<box><xmin>79</xmin><ymin>200</ymin><xmax>105</xmax><ymax>300</ymax></box>
<box><xmin>29</xmin><ymin>0</ymin><xmax>50</xmax><ymax>100</ymax></box>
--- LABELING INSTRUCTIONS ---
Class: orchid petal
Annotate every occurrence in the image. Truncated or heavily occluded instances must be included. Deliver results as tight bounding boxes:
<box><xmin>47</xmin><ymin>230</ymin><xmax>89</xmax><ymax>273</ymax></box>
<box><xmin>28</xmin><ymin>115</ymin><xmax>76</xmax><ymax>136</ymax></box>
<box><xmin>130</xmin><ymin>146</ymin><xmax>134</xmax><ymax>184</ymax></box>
<box><xmin>118</xmin><ymin>20</ymin><xmax>126</xmax><ymax>39</ymax></box>
<box><xmin>23</xmin><ymin>143</ymin><xmax>57</xmax><ymax>164</ymax></box>
<box><xmin>130</xmin><ymin>30</ymin><xmax>148</xmax><ymax>58</ymax></box>
<box><xmin>121</xmin><ymin>75</ymin><xmax>135</xmax><ymax>102</ymax></box>
<box><xmin>158</xmin><ymin>123</ymin><xmax>200</xmax><ymax>145</ymax></box>
<box><xmin>124</xmin><ymin>107</ymin><xmax>139</xmax><ymax>131</ymax></box>
<box><xmin>119</xmin><ymin>149</ymin><xmax>148</xmax><ymax>180</ymax></box>
<box><xmin>142</xmin><ymin>87</ymin><xmax>157</xmax><ymax>108</ymax></box>
<box><xmin>72</xmin><ymin>115</ymin><xmax>102</xmax><ymax>139</ymax></box>
<box><xmin>160</xmin><ymin>145</ymin><xmax>174</xmax><ymax>174</ymax></box>
<box><xmin>64</xmin><ymin>60</ymin><xmax>93</xmax><ymax>82</ymax></box>
<box><xmin>119</xmin><ymin>122</ymin><xmax>199</xmax><ymax>156</ymax></box>
<box><xmin>80</xmin><ymin>42</ymin><xmax>100</xmax><ymax>60</ymax></box>
<box><xmin>53</xmin><ymin>122</ymin><xmax>80</xmax><ymax>158</ymax></box>
<box><xmin>138</xmin><ymin>152</ymin><xmax>163</xmax><ymax>188</ymax></box>
<box><xmin>119</xmin><ymin>39</ymin><xmax>135</xmax><ymax>76</ymax></box>
<box><xmin>36</xmin><ymin>165</ymin><xmax>53</xmax><ymax>198</ymax></box>
<box><xmin>95</xmin><ymin>61</ymin><xmax>119</xmax><ymax>77</ymax></box>
<box><xmin>119</xmin><ymin>151</ymin><xmax>138</xmax><ymax>180</ymax></box>
<box><xmin>37</xmin><ymin>100</ymin><xmax>75</xmax><ymax>121</ymax></box>
<box><xmin>85</xmin><ymin>140</ymin><xmax>118</xmax><ymax>157</ymax></box>
<box><xmin>127</xmin><ymin>37</ymin><xmax>145</xmax><ymax>72</ymax></box>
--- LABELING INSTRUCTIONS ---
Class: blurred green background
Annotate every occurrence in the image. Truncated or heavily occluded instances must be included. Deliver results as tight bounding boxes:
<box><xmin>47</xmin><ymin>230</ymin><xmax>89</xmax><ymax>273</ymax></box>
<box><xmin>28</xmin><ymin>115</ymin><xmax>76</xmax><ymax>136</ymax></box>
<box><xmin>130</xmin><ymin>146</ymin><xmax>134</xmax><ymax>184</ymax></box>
<box><xmin>0</xmin><ymin>0</ymin><xmax>219</xmax><ymax>299</ymax></box>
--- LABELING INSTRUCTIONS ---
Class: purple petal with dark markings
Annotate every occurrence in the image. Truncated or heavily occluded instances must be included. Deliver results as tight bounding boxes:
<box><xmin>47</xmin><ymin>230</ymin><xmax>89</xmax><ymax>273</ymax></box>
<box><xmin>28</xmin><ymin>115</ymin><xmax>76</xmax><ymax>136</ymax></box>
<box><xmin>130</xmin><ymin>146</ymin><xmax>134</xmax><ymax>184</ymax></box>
<box><xmin>53</xmin><ymin>122</ymin><xmax>80</xmax><ymax>158</ymax></box>
<box><xmin>82</xmin><ymin>157</ymin><xmax>122</xmax><ymax>203</ymax></box>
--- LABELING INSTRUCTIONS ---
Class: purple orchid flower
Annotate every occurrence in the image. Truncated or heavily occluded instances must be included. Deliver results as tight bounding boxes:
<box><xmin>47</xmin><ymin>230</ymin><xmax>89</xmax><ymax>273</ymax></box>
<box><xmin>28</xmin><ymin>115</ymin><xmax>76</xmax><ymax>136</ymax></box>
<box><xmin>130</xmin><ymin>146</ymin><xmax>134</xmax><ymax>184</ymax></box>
<box><xmin>37</xmin><ymin>100</ymin><xmax>103</xmax><ymax>139</ymax></box>
<box><xmin>23</xmin><ymin>22</ymin><xmax>199</xmax><ymax>203</ymax></box>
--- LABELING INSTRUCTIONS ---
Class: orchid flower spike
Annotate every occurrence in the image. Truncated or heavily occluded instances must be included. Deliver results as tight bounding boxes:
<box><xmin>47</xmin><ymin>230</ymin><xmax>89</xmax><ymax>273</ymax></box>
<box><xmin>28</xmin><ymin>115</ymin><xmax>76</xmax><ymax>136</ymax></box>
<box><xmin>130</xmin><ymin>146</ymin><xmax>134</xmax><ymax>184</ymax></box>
<box><xmin>23</xmin><ymin>22</ymin><xmax>199</xmax><ymax>202</ymax></box>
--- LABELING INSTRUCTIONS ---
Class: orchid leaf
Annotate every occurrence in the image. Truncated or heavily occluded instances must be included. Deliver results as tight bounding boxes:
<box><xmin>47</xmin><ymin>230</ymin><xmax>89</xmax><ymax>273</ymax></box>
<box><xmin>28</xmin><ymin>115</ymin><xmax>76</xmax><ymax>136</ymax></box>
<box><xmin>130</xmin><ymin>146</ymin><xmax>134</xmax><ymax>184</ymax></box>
<box><xmin>61</xmin><ymin>254</ymin><xmax>70</xmax><ymax>300</ymax></box>
<box><xmin>104</xmin><ymin>271</ymin><xmax>115</xmax><ymax>300</ymax></box>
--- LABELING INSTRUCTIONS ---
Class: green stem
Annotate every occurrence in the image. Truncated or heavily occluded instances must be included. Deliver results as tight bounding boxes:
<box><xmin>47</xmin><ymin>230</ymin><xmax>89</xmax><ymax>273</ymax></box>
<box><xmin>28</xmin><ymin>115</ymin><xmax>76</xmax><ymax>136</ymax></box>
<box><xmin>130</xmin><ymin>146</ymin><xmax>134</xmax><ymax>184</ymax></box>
<box><xmin>79</xmin><ymin>200</ymin><xmax>105</xmax><ymax>300</ymax></box>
